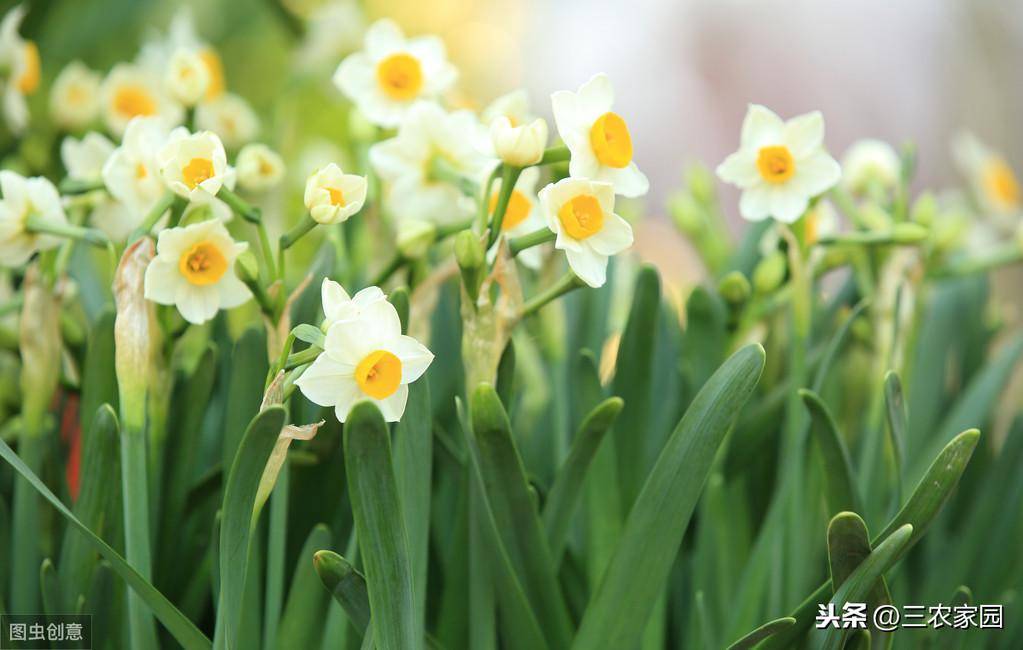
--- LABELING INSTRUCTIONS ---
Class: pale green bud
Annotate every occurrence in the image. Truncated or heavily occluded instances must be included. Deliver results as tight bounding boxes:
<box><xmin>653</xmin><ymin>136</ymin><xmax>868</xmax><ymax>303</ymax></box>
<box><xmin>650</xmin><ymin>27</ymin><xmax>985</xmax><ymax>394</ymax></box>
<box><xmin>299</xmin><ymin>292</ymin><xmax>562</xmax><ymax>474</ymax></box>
<box><xmin>455</xmin><ymin>230</ymin><xmax>485</xmax><ymax>272</ymax></box>
<box><xmin>718</xmin><ymin>271</ymin><xmax>751</xmax><ymax>305</ymax></box>
<box><xmin>685</xmin><ymin>163</ymin><xmax>716</xmax><ymax>206</ymax></box>
<box><xmin>753</xmin><ymin>251</ymin><xmax>787</xmax><ymax>294</ymax></box>
<box><xmin>892</xmin><ymin>222</ymin><xmax>929</xmax><ymax>244</ymax></box>
<box><xmin>910</xmin><ymin>192</ymin><xmax>937</xmax><ymax>226</ymax></box>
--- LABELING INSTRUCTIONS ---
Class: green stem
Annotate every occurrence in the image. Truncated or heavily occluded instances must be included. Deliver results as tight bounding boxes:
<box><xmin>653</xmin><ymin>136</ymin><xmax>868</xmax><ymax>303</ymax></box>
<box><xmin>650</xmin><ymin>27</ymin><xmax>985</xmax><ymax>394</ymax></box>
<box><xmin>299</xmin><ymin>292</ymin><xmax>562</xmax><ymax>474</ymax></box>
<box><xmin>530</xmin><ymin>145</ymin><xmax>571</xmax><ymax>167</ymax></box>
<box><xmin>263</xmin><ymin>462</ymin><xmax>290</xmax><ymax>644</ymax></box>
<box><xmin>829</xmin><ymin>186</ymin><xmax>867</xmax><ymax>228</ymax></box>
<box><xmin>509</xmin><ymin>228</ymin><xmax>556</xmax><ymax>257</ymax></box>
<box><xmin>26</xmin><ymin>214</ymin><xmax>110</xmax><ymax>248</ymax></box>
<box><xmin>11</xmin><ymin>433</ymin><xmax>45</xmax><ymax>612</ymax></box>
<box><xmin>130</xmin><ymin>192</ymin><xmax>177</xmax><ymax>243</ymax></box>
<box><xmin>254</xmin><ymin>219</ymin><xmax>277</xmax><ymax>283</ymax></box>
<box><xmin>519</xmin><ymin>272</ymin><xmax>585</xmax><ymax>318</ymax></box>
<box><xmin>280</xmin><ymin>215</ymin><xmax>318</xmax><ymax>251</ymax></box>
<box><xmin>219</xmin><ymin>187</ymin><xmax>262</xmax><ymax>223</ymax></box>
<box><xmin>238</xmin><ymin>269</ymin><xmax>276</xmax><ymax>317</ymax></box>
<box><xmin>285</xmin><ymin>346</ymin><xmax>321</xmax><ymax>370</ymax></box>
<box><xmin>477</xmin><ymin>166</ymin><xmax>500</xmax><ymax>231</ymax></box>
<box><xmin>429</xmin><ymin>157</ymin><xmax>478</xmax><ymax>197</ymax></box>
<box><xmin>121</xmin><ymin>419</ymin><xmax>159</xmax><ymax>649</ymax></box>
<box><xmin>437</xmin><ymin>218</ymin><xmax>475</xmax><ymax>239</ymax></box>
<box><xmin>933</xmin><ymin>245</ymin><xmax>1023</xmax><ymax>277</ymax></box>
<box><xmin>487</xmin><ymin>165</ymin><xmax>521</xmax><ymax>248</ymax></box>
<box><xmin>59</xmin><ymin>177</ymin><xmax>106</xmax><ymax>195</ymax></box>
<box><xmin>370</xmin><ymin>254</ymin><xmax>404</xmax><ymax>287</ymax></box>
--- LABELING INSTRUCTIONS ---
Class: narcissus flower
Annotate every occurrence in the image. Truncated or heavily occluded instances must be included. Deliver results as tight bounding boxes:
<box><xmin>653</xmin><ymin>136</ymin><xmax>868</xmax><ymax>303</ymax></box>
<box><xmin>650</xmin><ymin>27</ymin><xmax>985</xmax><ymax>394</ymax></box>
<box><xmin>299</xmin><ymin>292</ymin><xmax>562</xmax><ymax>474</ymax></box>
<box><xmin>539</xmin><ymin>177</ymin><xmax>634</xmax><ymax>287</ymax></box>
<box><xmin>481</xmin><ymin>89</ymin><xmax>533</xmax><ymax>127</ymax></box>
<box><xmin>143</xmin><ymin>219</ymin><xmax>250</xmax><ymax>324</ymax></box>
<box><xmin>103</xmin><ymin>117</ymin><xmax>171</xmax><ymax>216</ymax></box>
<box><xmin>62</xmin><ymin>133</ymin><xmax>115</xmax><ymax>183</ymax></box>
<box><xmin>334</xmin><ymin>19</ymin><xmax>457</xmax><ymax>128</ymax></box>
<box><xmin>552</xmin><ymin>74</ymin><xmax>649</xmax><ymax>198</ymax></box>
<box><xmin>236</xmin><ymin>143</ymin><xmax>285</xmax><ymax>193</ymax></box>
<box><xmin>0</xmin><ymin>171</ymin><xmax>68</xmax><ymax>267</ymax></box>
<box><xmin>953</xmin><ymin>132</ymin><xmax>1020</xmax><ymax>217</ymax></box>
<box><xmin>296</xmin><ymin>294</ymin><xmax>433</xmax><ymax>422</ymax></box>
<box><xmin>370</xmin><ymin>101</ymin><xmax>494</xmax><ymax>224</ymax></box>
<box><xmin>488</xmin><ymin>166</ymin><xmax>545</xmax><ymax>269</ymax></box>
<box><xmin>195</xmin><ymin>93</ymin><xmax>259</xmax><ymax>149</ymax></box>
<box><xmin>0</xmin><ymin>5</ymin><xmax>41</xmax><ymax>134</ymax></box>
<box><xmin>319</xmin><ymin>278</ymin><xmax>387</xmax><ymax>328</ymax></box>
<box><xmin>841</xmin><ymin>139</ymin><xmax>901</xmax><ymax>196</ymax></box>
<box><xmin>101</xmin><ymin>63</ymin><xmax>183</xmax><ymax>137</ymax></box>
<box><xmin>716</xmin><ymin>104</ymin><xmax>841</xmax><ymax>223</ymax></box>
<box><xmin>304</xmin><ymin>163</ymin><xmax>367</xmax><ymax>224</ymax></box>
<box><xmin>50</xmin><ymin>61</ymin><xmax>102</xmax><ymax>131</ymax></box>
<box><xmin>137</xmin><ymin>8</ymin><xmax>225</xmax><ymax>102</ymax></box>
<box><xmin>164</xmin><ymin>48</ymin><xmax>210</xmax><ymax>107</ymax></box>
<box><xmin>159</xmin><ymin>128</ymin><xmax>230</xmax><ymax>201</ymax></box>
<box><xmin>490</xmin><ymin>116</ymin><xmax>547</xmax><ymax>167</ymax></box>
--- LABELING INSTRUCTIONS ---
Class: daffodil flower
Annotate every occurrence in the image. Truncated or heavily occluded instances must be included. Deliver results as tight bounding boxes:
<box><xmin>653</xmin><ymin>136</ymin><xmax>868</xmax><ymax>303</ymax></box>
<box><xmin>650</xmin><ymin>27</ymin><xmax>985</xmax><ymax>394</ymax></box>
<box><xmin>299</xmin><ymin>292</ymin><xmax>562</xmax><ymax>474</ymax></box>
<box><xmin>953</xmin><ymin>132</ymin><xmax>1020</xmax><ymax>217</ymax></box>
<box><xmin>0</xmin><ymin>5</ymin><xmax>41</xmax><ymax>134</ymax></box>
<box><xmin>481</xmin><ymin>89</ymin><xmax>534</xmax><ymax>127</ymax></box>
<box><xmin>304</xmin><ymin>163</ymin><xmax>367</xmax><ymax>225</ymax></box>
<box><xmin>101</xmin><ymin>63</ymin><xmax>183</xmax><ymax>137</ymax></box>
<box><xmin>236</xmin><ymin>143</ymin><xmax>285</xmax><ymax>193</ymax></box>
<box><xmin>62</xmin><ymin>133</ymin><xmax>115</xmax><ymax>184</ymax></box>
<box><xmin>50</xmin><ymin>61</ymin><xmax>102</xmax><ymax>131</ymax></box>
<box><xmin>295</xmin><ymin>295</ymin><xmax>433</xmax><ymax>422</ymax></box>
<box><xmin>370</xmin><ymin>101</ymin><xmax>495</xmax><ymax>224</ymax></box>
<box><xmin>333</xmin><ymin>19</ymin><xmax>457</xmax><ymax>128</ymax></box>
<box><xmin>194</xmin><ymin>93</ymin><xmax>259</xmax><ymax>149</ymax></box>
<box><xmin>137</xmin><ymin>8</ymin><xmax>226</xmax><ymax>102</ymax></box>
<box><xmin>487</xmin><ymin>166</ymin><xmax>545</xmax><ymax>269</ymax></box>
<box><xmin>164</xmin><ymin>47</ymin><xmax>210</xmax><ymax>107</ymax></box>
<box><xmin>841</xmin><ymin>139</ymin><xmax>901</xmax><ymax>196</ymax></box>
<box><xmin>320</xmin><ymin>278</ymin><xmax>387</xmax><ymax>328</ymax></box>
<box><xmin>158</xmin><ymin>128</ymin><xmax>230</xmax><ymax>202</ymax></box>
<box><xmin>716</xmin><ymin>104</ymin><xmax>841</xmax><ymax>224</ymax></box>
<box><xmin>490</xmin><ymin>116</ymin><xmax>547</xmax><ymax>167</ymax></box>
<box><xmin>143</xmin><ymin>219</ymin><xmax>251</xmax><ymax>324</ymax></box>
<box><xmin>103</xmin><ymin>117</ymin><xmax>173</xmax><ymax>234</ymax></box>
<box><xmin>539</xmin><ymin>177</ymin><xmax>634</xmax><ymax>287</ymax></box>
<box><xmin>552</xmin><ymin>73</ymin><xmax>649</xmax><ymax>198</ymax></box>
<box><xmin>0</xmin><ymin>171</ymin><xmax>69</xmax><ymax>267</ymax></box>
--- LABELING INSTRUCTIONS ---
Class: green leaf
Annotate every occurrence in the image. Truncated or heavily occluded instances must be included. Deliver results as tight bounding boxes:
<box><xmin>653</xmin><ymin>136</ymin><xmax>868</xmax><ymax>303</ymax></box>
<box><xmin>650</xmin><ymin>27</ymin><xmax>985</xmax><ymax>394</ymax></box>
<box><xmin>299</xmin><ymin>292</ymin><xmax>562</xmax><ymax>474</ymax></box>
<box><xmin>495</xmin><ymin>340</ymin><xmax>516</xmax><ymax>408</ymax></box>
<box><xmin>724</xmin><ymin>616</ymin><xmax>795</xmax><ymax>649</ymax></box>
<box><xmin>825</xmin><ymin>512</ymin><xmax>893</xmax><ymax>647</ymax></box>
<box><xmin>882</xmin><ymin>371</ymin><xmax>907</xmax><ymax>503</ymax></box>
<box><xmin>292</xmin><ymin>323</ymin><xmax>326</xmax><ymax>348</ymax></box>
<box><xmin>758</xmin><ymin>428</ymin><xmax>980</xmax><ymax>649</ymax></box>
<box><xmin>542</xmin><ymin>396</ymin><xmax>623</xmax><ymax>563</ymax></box>
<box><xmin>216</xmin><ymin>406</ymin><xmax>287</xmax><ymax>650</ymax></box>
<box><xmin>276</xmin><ymin>524</ymin><xmax>333</xmax><ymax>649</ymax></box>
<box><xmin>314</xmin><ymin>550</ymin><xmax>371</xmax><ymax>634</ymax></box>
<box><xmin>800</xmin><ymin>389</ymin><xmax>861</xmax><ymax>515</ymax></box>
<box><xmin>343</xmin><ymin>401</ymin><xmax>422</xmax><ymax>650</ymax></box>
<box><xmin>221</xmin><ymin>327</ymin><xmax>269</xmax><ymax>472</ymax></box>
<box><xmin>470</xmin><ymin>384</ymin><xmax>573</xmax><ymax>649</ymax></box>
<box><xmin>78</xmin><ymin>309</ymin><xmax>118</xmax><ymax>432</ymax></box>
<box><xmin>936</xmin><ymin>586</ymin><xmax>972</xmax><ymax>650</ymax></box>
<box><xmin>40</xmin><ymin>559</ymin><xmax>62</xmax><ymax>615</ymax></box>
<box><xmin>814</xmin><ymin>523</ymin><xmax>913</xmax><ymax>650</ymax></box>
<box><xmin>389</xmin><ymin>286</ymin><xmax>411</xmax><ymax>334</ymax></box>
<box><xmin>572</xmin><ymin>344</ymin><xmax>765</xmax><ymax>650</ymax></box>
<box><xmin>0</xmin><ymin>437</ymin><xmax>211</xmax><ymax>649</ymax></box>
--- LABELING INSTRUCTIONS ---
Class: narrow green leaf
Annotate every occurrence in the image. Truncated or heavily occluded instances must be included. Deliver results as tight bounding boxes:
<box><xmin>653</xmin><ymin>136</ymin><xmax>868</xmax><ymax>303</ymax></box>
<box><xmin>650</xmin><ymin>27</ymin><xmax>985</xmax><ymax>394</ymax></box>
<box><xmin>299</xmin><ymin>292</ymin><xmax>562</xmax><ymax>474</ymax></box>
<box><xmin>883</xmin><ymin>371</ymin><xmax>907</xmax><ymax>503</ymax></box>
<box><xmin>470</xmin><ymin>384</ymin><xmax>574</xmax><ymax>649</ymax></box>
<box><xmin>936</xmin><ymin>586</ymin><xmax>972</xmax><ymax>650</ymax></box>
<box><xmin>800</xmin><ymin>389</ymin><xmax>861</xmax><ymax>515</ymax></box>
<box><xmin>572</xmin><ymin>344</ymin><xmax>765</xmax><ymax>650</ymax></box>
<box><xmin>815</xmin><ymin>524</ymin><xmax>913</xmax><ymax>650</ymax></box>
<box><xmin>314</xmin><ymin>550</ymin><xmax>371</xmax><ymax>634</ymax></box>
<box><xmin>495</xmin><ymin>340</ymin><xmax>516</xmax><ymax>408</ymax></box>
<box><xmin>40</xmin><ymin>559</ymin><xmax>62</xmax><ymax>615</ymax></box>
<box><xmin>78</xmin><ymin>309</ymin><xmax>118</xmax><ymax>432</ymax></box>
<box><xmin>825</xmin><ymin>512</ymin><xmax>893</xmax><ymax>647</ymax></box>
<box><xmin>343</xmin><ymin>401</ymin><xmax>422</xmax><ymax>650</ymax></box>
<box><xmin>0</xmin><ymin>438</ymin><xmax>211</xmax><ymax>649</ymax></box>
<box><xmin>542</xmin><ymin>396</ymin><xmax>623</xmax><ymax>563</ymax></box>
<box><xmin>221</xmin><ymin>327</ymin><xmax>269</xmax><ymax>472</ymax></box>
<box><xmin>724</xmin><ymin>617</ymin><xmax>795</xmax><ymax>649</ymax></box>
<box><xmin>276</xmin><ymin>524</ymin><xmax>333</xmax><ymax>649</ymax></box>
<box><xmin>216</xmin><ymin>406</ymin><xmax>286</xmax><ymax>650</ymax></box>
<box><xmin>389</xmin><ymin>286</ymin><xmax>410</xmax><ymax>334</ymax></box>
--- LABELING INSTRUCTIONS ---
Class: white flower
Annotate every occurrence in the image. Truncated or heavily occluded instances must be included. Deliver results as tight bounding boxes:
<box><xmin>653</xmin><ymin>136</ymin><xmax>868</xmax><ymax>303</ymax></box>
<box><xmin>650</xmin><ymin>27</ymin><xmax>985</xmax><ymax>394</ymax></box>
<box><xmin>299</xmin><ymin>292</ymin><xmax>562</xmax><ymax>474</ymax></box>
<box><xmin>841</xmin><ymin>139</ymin><xmax>901</xmax><ymax>196</ymax></box>
<box><xmin>303</xmin><ymin>163</ymin><xmax>367</xmax><ymax>225</ymax></box>
<box><xmin>481</xmin><ymin>89</ymin><xmax>533</xmax><ymax>127</ymax></box>
<box><xmin>551</xmin><ymin>74</ymin><xmax>649</xmax><ymax>198</ymax></box>
<box><xmin>319</xmin><ymin>277</ymin><xmax>387</xmax><ymax>328</ymax></box>
<box><xmin>0</xmin><ymin>171</ymin><xmax>68</xmax><ymax>267</ymax></box>
<box><xmin>295</xmin><ymin>295</ymin><xmax>433</xmax><ymax>422</ymax></box>
<box><xmin>143</xmin><ymin>219</ymin><xmax>250</xmax><ymax>324</ymax></box>
<box><xmin>333</xmin><ymin>19</ymin><xmax>457</xmax><ymax>128</ymax></box>
<box><xmin>101</xmin><ymin>63</ymin><xmax>183</xmax><ymax>137</ymax></box>
<box><xmin>194</xmin><ymin>93</ymin><xmax>259</xmax><ymax>149</ymax></box>
<box><xmin>137</xmin><ymin>8</ymin><xmax>225</xmax><ymax>102</ymax></box>
<box><xmin>487</xmin><ymin>166</ymin><xmax>545</xmax><ymax>269</ymax></box>
<box><xmin>296</xmin><ymin>0</ymin><xmax>366</xmax><ymax>67</ymax></box>
<box><xmin>490</xmin><ymin>116</ymin><xmax>547</xmax><ymax>167</ymax></box>
<box><xmin>159</xmin><ymin>128</ymin><xmax>230</xmax><ymax>201</ymax></box>
<box><xmin>164</xmin><ymin>48</ymin><xmax>210</xmax><ymax>107</ymax></box>
<box><xmin>538</xmin><ymin>177</ymin><xmax>633</xmax><ymax>288</ymax></box>
<box><xmin>0</xmin><ymin>5</ymin><xmax>40</xmax><ymax>134</ymax></box>
<box><xmin>237</xmin><ymin>143</ymin><xmax>285</xmax><ymax>192</ymax></box>
<box><xmin>716</xmin><ymin>104</ymin><xmax>841</xmax><ymax>223</ymax></box>
<box><xmin>952</xmin><ymin>132</ymin><xmax>1020</xmax><ymax>217</ymax></box>
<box><xmin>370</xmin><ymin>101</ymin><xmax>495</xmax><ymax>224</ymax></box>
<box><xmin>50</xmin><ymin>61</ymin><xmax>102</xmax><ymax>131</ymax></box>
<box><xmin>103</xmin><ymin>116</ymin><xmax>172</xmax><ymax>216</ymax></box>
<box><xmin>62</xmin><ymin>132</ymin><xmax>115</xmax><ymax>182</ymax></box>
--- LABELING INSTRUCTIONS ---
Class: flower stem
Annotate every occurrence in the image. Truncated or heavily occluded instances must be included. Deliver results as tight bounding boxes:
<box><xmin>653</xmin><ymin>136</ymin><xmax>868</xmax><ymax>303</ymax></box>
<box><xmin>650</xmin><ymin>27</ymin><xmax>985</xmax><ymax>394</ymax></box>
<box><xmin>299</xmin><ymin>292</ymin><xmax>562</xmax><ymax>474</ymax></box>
<box><xmin>280</xmin><ymin>214</ymin><xmax>318</xmax><ymax>251</ymax></box>
<box><xmin>25</xmin><ymin>214</ymin><xmax>110</xmax><ymax>248</ymax></box>
<box><xmin>285</xmin><ymin>345</ymin><xmax>321</xmax><ymax>370</ymax></box>
<box><xmin>519</xmin><ymin>272</ymin><xmax>585</xmax><ymax>318</ymax></box>
<box><xmin>530</xmin><ymin>145</ymin><xmax>570</xmax><ymax>166</ymax></box>
<box><xmin>254</xmin><ymin>219</ymin><xmax>277</xmax><ymax>283</ymax></box>
<box><xmin>487</xmin><ymin>165</ymin><xmax>522</xmax><ymax>248</ymax></box>
<box><xmin>59</xmin><ymin>177</ymin><xmax>106</xmax><ymax>195</ymax></box>
<box><xmin>120</xmin><ymin>413</ymin><xmax>159</xmax><ymax>649</ymax></box>
<box><xmin>370</xmin><ymin>254</ymin><xmax>405</xmax><ymax>287</ymax></box>
<box><xmin>933</xmin><ymin>245</ymin><xmax>1023</xmax><ymax>277</ymax></box>
<box><xmin>429</xmin><ymin>157</ymin><xmax>478</xmax><ymax>197</ymax></box>
<box><xmin>129</xmin><ymin>192</ymin><xmax>177</xmax><ymax>243</ymax></box>
<box><xmin>509</xmin><ymin>228</ymin><xmax>556</xmax><ymax>256</ymax></box>
<box><xmin>477</xmin><ymin>166</ymin><xmax>500</xmax><ymax>231</ymax></box>
<box><xmin>219</xmin><ymin>187</ymin><xmax>262</xmax><ymax>223</ymax></box>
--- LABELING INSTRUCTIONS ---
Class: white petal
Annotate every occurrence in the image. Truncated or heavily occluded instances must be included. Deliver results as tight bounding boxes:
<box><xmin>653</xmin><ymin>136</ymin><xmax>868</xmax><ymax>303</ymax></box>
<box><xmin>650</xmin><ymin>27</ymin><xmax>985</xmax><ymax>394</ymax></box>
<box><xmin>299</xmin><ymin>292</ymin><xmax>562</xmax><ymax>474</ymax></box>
<box><xmin>323</xmin><ymin>300</ymin><xmax>402</xmax><ymax>364</ymax></box>
<box><xmin>783</xmin><ymin>111</ymin><xmax>825</xmax><ymax>159</ymax></box>
<box><xmin>388</xmin><ymin>335</ymin><xmax>434</xmax><ymax>384</ymax></box>
<box><xmin>716</xmin><ymin>149</ymin><xmax>759</xmax><ymax>188</ymax></box>
<box><xmin>795</xmin><ymin>150</ymin><xmax>842</xmax><ymax>196</ymax></box>
<box><xmin>740</xmin><ymin>104</ymin><xmax>784</xmax><ymax>149</ymax></box>
<box><xmin>174</xmin><ymin>283</ymin><xmax>219</xmax><ymax>324</ymax></box>
<box><xmin>364</xmin><ymin>19</ymin><xmax>405</xmax><ymax>59</ymax></box>
<box><xmin>550</xmin><ymin>89</ymin><xmax>580</xmax><ymax>143</ymax></box>
<box><xmin>588</xmin><ymin>213</ymin><xmax>634</xmax><ymax>256</ymax></box>
<box><xmin>566</xmin><ymin>247</ymin><xmax>608</xmax><ymax>288</ymax></box>
<box><xmin>768</xmin><ymin>186</ymin><xmax>810</xmax><ymax>224</ymax></box>
<box><xmin>217</xmin><ymin>273</ymin><xmax>251</xmax><ymax>309</ymax></box>
<box><xmin>575</xmin><ymin>73</ymin><xmax>614</xmax><ymax>124</ymax></box>
<box><xmin>738</xmin><ymin>185</ymin><xmax>773</xmax><ymax>222</ymax></box>
<box><xmin>599</xmin><ymin>163</ymin><xmax>649</xmax><ymax>198</ymax></box>
<box><xmin>374</xmin><ymin>384</ymin><xmax>409</xmax><ymax>422</ymax></box>
<box><xmin>294</xmin><ymin>354</ymin><xmax>356</xmax><ymax>407</ymax></box>
<box><xmin>143</xmin><ymin>258</ymin><xmax>180</xmax><ymax>304</ymax></box>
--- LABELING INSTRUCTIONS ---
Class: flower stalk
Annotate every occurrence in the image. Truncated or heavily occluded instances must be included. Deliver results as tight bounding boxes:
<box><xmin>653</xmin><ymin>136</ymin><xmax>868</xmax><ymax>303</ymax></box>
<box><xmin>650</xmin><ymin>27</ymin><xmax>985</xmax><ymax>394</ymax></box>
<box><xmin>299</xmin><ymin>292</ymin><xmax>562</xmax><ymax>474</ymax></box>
<box><xmin>487</xmin><ymin>164</ymin><xmax>522</xmax><ymax>248</ymax></box>
<box><xmin>509</xmin><ymin>227</ymin><xmax>556</xmax><ymax>257</ymax></box>
<box><xmin>519</xmin><ymin>271</ymin><xmax>585</xmax><ymax>318</ymax></box>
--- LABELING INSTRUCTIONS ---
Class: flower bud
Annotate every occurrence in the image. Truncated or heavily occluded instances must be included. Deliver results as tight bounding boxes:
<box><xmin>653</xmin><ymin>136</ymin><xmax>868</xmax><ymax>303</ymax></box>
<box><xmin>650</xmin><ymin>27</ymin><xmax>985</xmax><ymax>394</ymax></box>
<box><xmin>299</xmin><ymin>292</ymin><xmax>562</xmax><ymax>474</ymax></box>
<box><xmin>304</xmin><ymin>163</ymin><xmax>367</xmax><ymax>225</ymax></box>
<box><xmin>718</xmin><ymin>270</ymin><xmax>751</xmax><ymax>305</ymax></box>
<box><xmin>891</xmin><ymin>222</ymin><xmax>929</xmax><ymax>244</ymax></box>
<box><xmin>235</xmin><ymin>249</ymin><xmax>260</xmax><ymax>284</ymax></box>
<box><xmin>490</xmin><ymin>116</ymin><xmax>547</xmax><ymax>167</ymax></box>
<box><xmin>910</xmin><ymin>192</ymin><xmax>937</xmax><ymax>226</ymax></box>
<box><xmin>841</xmin><ymin>139</ymin><xmax>901</xmax><ymax>196</ymax></box>
<box><xmin>685</xmin><ymin>163</ymin><xmax>716</xmax><ymax>207</ymax></box>
<box><xmin>1015</xmin><ymin>223</ymin><xmax>1023</xmax><ymax>254</ymax></box>
<box><xmin>113</xmin><ymin>238</ymin><xmax>160</xmax><ymax>431</ymax></box>
<box><xmin>753</xmin><ymin>251</ymin><xmax>787</xmax><ymax>294</ymax></box>
<box><xmin>18</xmin><ymin>265</ymin><xmax>61</xmax><ymax>432</ymax></box>
<box><xmin>668</xmin><ymin>193</ymin><xmax>705</xmax><ymax>236</ymax></box>
<box><xmin>455</xmin><ymin>229</ymin><xmax>485</xmax><ymax>272</ymax></box>
<box><xmin>164</xmin><ymin>48</ymin><xmax>210</xmax><ymax>107</ymax></box>
<box><xmin>237</xmin><ymin>143</ymin><xmax>285</xmax><ymax>192</ymax></box>
<box><xmin>396</xmin><ymin>219</ymin><xmax>436</xmax><ymax>259</ymax></box>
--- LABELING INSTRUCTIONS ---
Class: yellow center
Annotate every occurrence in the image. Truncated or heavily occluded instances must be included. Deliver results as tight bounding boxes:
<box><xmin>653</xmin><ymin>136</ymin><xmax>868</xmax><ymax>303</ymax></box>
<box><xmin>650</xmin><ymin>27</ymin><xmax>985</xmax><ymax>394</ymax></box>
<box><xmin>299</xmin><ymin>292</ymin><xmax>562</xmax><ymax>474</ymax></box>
<box><xmin>984</xmin><ymin>159</ymin><xmax>1020</xmax><ymax>208</ymax></box>
<box><xmin>17</xmin><ymin>42</ymin><xmax>40</xmax><ymax>94</ymax></box>
<box><xmin>757</xmin><ymin>145</ymin><xmax>796</xmax><ymax>184</ymax></box>
<box><xmin>113</xmin><ymin>85</ymin><xmax>157</xmax><ymax>119</ymax></box>
<box><xmin>489</xmin><ymin>189</ymin><xmax>532</xmax><ymax>231</ymax></box>
<box><xmin>135</xmin><ymin>163</ymin><xmax>148</xmax><ymax>180</ymax></box>
<box><xmin>376</xmin><ymin>53</ymin><xmax>424</xmax><ymax>101</ymax></box>
<box><xmin>200</xmin><ymin>48</ymin><xmax>225</xmax><ymax>99</ymax></box>
<box><xmin>178</xmin><ymin>241</ymin><xmax>228</xmax><ymax>286</ymax></box>
<box><xmin>558</xmin><ymin>194</ymin><xmax>604</xmax><ymax>240</ymax></box>
<box><xmin>589</xmin><ymin>112</ymin><xmax>633</xmax><ymax>168</ymax></box>
<box><xmin>355</xmin><ymin>350</ymin><xmax>403</xmax><ymax>399</ymax></box>
<box><xmin>327</xmin><ymin>187</ymin><xmax>346</xmax><ymax>206</ymax></box>
<box><xmin>182</xmin><ymin>157</ymin><xmax>215</xmax><ymax>190</ymax></box>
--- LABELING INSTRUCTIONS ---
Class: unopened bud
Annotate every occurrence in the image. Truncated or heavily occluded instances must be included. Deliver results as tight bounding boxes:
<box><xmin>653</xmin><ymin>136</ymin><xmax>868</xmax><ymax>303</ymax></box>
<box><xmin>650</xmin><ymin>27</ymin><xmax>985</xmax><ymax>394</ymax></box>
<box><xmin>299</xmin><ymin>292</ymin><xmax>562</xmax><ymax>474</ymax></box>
<box><xmin>892</xmin><ymin>222</ymin><xmax>929</xmax><ymax>244</ymax></box>
<box><xmin>685</xmin><ymin>163</ymin><xmax>716</xmax><ymax>206</ymax></box>
<box><xmin>113</xmin><ymin>238</ymin><xmax>160</xmax><ymax>431</ymax></box>
<box><xmin>668</xmin><ymin>193</ymin><xmax>705</xmax><ymax>235</ymax></box>
<box><xmin>753</xmin><ymin>251</ymin><xmax>787</xmax><ymax>294</ymax></box>
<box><xmin>19</xmin><ymin>265</ymin><xmax>61</xmax><ymax>433</ymax></box>
<box><xmin>910</xmin><ymin>192</ymin><xmax>937</xmax><ymax>226</ymax></box>
<box><xmin>455</xmin><ymin>230</ymin><xmax>485</xmax><ymax>272</ymax></box>
<box><xmin>718</xmin><ymin>271</ymin><xmax>751</xmax><ymax>305</ymax></box>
